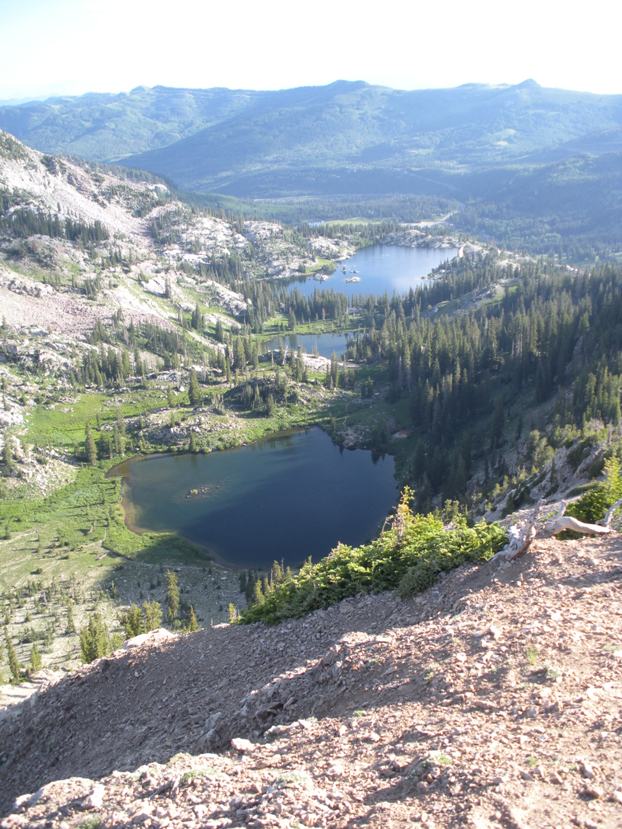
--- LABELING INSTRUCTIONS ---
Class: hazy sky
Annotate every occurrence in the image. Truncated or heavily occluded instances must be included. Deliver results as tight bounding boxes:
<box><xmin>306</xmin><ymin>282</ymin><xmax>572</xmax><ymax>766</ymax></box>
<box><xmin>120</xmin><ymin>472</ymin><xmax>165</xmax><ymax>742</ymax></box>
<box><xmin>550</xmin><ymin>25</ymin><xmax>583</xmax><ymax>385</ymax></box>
<box><xmin>1</xmin><ymin>0</ymin><xmax>621</xmax><ymax>100</ymax></box>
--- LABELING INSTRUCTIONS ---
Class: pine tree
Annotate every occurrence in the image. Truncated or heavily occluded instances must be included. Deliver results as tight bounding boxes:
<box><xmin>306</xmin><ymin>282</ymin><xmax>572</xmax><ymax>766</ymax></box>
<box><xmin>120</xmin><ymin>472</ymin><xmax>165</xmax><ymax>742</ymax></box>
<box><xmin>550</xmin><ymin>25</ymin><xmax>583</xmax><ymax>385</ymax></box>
<box><xmin>186</xmin><ymin>606</ymin><xmax>199</xmax><ymax>632</ymax></box>
<box><xmin>4</xmin><ymin>628</ymin><xmax>21</xmax><ymax>682</ymax></box>
<box><xmin>2</xmin><ymin>434</ymin><xmax>14</xmax><ymax>471</ymax></box>
<box><xmin>165</xmin><ymin>570</ymin><xmax>180</xmax><ymax>623</ymax></box>
<box><xmin>191</xmin><ymin>303</ymin><xmax>204</xmax><ymax>331</ymax></box>
<box><xmin>188</xmin><ymin>368</ymin><xmax>201</xmax><ymax>407</ymax></box>
<box><xmin>143</xmin><ymin>600</ymin><xmax>163</xmax><ymax>631</ymax></box>
<box><xmin>79</xmin><ymin>613</ymin><xmax>111</xmax><ymax>663</ymax></box>
<box><xmin>119</xmin><ymin>604</ymin><xmax>144</xmax><ymax>638</ymax></box>
<box><xmin>66</xmin><ymin>602</ymin><xmax>76</xmax><ymax>634</ymax></box>
<box><xmin>253</xmin><ymin>579</ymin><xmax>264</xmax><ymax>606</ymax></box>
<box><xmin>603</xmin><ymin>456</ymin><xmax>622</xmax><ymax>504</ymax></box>
<box><xmin>227</xmin><ymin>603</ymin><xmax>238</xmax><ymax>624</ymax></box>
<box><xmin>85</xmin><ymin>423</ymin><xmax>97</xmax><ymax>466</ymax></box>
<box><xmin>112</xmin><ymin>422</ymin><xmax>125</xmax><ymax>456</ymax></box>
<box><xmin>270</xmin><ymin>560</ymin><xmax>284</xmax><ymax>587</ymax></box>
<box><xmin>29</xmin><ymin>642</ymin><xmax>42</xmax><ymax>673</ymax></box>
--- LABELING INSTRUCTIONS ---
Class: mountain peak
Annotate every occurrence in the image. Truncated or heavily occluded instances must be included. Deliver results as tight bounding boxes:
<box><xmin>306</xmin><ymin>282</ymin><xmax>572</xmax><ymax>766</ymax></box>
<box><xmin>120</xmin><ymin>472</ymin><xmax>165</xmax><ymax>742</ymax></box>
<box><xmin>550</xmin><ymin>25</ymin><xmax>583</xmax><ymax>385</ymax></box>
<box><xmin>327</xmin><ymin>79</ymin><xmax>369</xmax><ymax>91</ymax></box>
<box><xmin>515</xmin><ymin>78</ymin><xmax>540</xmax><ymax>89</ymax></box>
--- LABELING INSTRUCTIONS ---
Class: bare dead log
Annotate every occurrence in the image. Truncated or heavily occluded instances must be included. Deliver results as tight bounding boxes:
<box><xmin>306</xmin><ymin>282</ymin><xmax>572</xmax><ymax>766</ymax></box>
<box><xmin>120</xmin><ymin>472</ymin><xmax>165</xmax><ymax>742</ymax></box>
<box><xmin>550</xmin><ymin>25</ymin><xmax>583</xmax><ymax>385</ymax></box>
<box><xmin>492</xmin><ymin>503</ymin><xmax>543</xmax><ymax>562</ymax></box>
<box><xmin>493</xmin><ymin>495</ymin><xmax>619</xmax><ymax>563</ymax></box>
<box><xmin>493</xmin><ymin>523</ymin><xmax>537</xmax><ymax>561</ymax></box>
<box><xmin>543</xmin><ymin>516</ymin><xmax>612</xmax><ymax>537</ymax></box>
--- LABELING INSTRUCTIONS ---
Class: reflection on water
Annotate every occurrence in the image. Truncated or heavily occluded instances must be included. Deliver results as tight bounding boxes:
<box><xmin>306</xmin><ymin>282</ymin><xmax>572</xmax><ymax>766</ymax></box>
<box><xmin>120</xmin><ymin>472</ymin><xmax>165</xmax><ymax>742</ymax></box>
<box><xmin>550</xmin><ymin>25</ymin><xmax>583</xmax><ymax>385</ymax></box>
<box><xmin>113</xmin><ymin>427</ymin><xmax>397</xmax><ymax>568</ymax></box>
<box><xmin>288</xmin><ymin>244</ymin><xmax>459</xmax><ymax>298</ymax></box>
<box><xmin>263</xmin><ymin>332</ymin><xmax>351</xmax><ymax>358</ymax></box>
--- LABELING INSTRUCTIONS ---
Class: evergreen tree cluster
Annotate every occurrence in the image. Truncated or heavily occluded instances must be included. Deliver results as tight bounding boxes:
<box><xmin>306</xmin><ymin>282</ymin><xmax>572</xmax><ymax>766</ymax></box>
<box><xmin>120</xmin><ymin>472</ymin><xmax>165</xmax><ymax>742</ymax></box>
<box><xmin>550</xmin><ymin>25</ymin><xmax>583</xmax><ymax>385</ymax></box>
<box><xmin>0</xmin><ymin>208</ymin><xmax>109</xmax><ymax>245</ymax></box>
<box><xmin>348</xmin><ymin>260</ymin><xmax>622</xmax><ymax>504</ymax></box>
<box><xmin>119</xmin><ymin>600</ymin><xmax>163</xmax><ymax>639</ymax></box>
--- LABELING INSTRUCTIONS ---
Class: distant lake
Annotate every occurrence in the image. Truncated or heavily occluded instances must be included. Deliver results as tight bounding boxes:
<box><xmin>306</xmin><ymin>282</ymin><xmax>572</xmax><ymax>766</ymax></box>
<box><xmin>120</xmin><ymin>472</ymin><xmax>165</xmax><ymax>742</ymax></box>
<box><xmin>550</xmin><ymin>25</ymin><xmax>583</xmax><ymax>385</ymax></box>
<box><xmin>113</xmin><ymin>428</ymin><xmax>397</xmax><ymax>569</ymax></box>
<box><xmin>289</xmin><ymin>244</ymin><xmax>459</xmax><ymax>298</ymax></box>
<box><xmin>263</xmin><ymin>332</ymin><xmax>351</xmax><ymax>359</ymax></box>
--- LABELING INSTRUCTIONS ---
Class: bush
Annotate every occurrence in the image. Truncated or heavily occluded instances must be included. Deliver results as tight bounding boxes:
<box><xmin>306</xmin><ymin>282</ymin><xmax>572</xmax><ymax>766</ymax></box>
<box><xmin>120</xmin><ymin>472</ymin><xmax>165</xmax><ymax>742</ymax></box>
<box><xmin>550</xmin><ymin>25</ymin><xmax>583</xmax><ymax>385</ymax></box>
<box><xmin>566</xmin><ymin>456</ymin><xmax>622</xmax><ymax>523</ymax></box>
<box><xmin>240</xmin><ymin>489</ymin><xmax>507</xmax><ymax>625</ymax></box>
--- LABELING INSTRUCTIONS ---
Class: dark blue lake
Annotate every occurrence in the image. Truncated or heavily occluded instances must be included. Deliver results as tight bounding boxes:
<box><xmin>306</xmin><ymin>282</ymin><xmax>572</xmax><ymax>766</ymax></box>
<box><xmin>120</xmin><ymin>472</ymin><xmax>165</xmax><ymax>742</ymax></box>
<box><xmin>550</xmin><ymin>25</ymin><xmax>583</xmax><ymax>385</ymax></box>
<box><xmin>289</xmin><ymin>244</ymin><xmax>459</xmax><ymax>298</ymax></box>
<box><xmin>114</xmin><ymin>428</ymin><xmax>397</xmax><ymax>569</ymax></box>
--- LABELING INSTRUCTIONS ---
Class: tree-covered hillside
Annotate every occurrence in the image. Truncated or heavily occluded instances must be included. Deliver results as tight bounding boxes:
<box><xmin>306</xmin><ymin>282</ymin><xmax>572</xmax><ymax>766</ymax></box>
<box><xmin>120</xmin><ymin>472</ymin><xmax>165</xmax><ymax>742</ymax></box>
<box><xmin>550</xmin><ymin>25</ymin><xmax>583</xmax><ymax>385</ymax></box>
<box><xmin>336</xmin><ymin>255</ymin><xmax>622</xmax><ymax>509</ymax></box>
<box><xmin>3</xmin><ymin>81</ymin><xmax>622</xmax><ymax>256</ymax></box>
<box><xmin>0</xmin><ymin>86</ymin><xmax>263</xmax><ymax>161</ymax></box>
<box><xmin>123</xmin><ymin>80</ymin><xmax>622</xmax><ymax>195</ymax></box>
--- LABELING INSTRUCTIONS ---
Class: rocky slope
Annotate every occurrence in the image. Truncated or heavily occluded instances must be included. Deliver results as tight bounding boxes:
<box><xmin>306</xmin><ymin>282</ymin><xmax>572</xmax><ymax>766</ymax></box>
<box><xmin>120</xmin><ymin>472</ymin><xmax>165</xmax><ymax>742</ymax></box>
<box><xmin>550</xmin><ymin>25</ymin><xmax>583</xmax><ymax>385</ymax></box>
<box><xmin>0</xmin><ymin>130</ymin><xmax>342</xmax><ymax>320</ymax></box>
<box><xmin>0</xmin><ymin>130</ymin><xmax>352</xmax><ymax>477</ymax></box>
<box><xmin>1</xmin><ymin>534</ymin><xmax>621</xmax><ymax>827</ymax></box>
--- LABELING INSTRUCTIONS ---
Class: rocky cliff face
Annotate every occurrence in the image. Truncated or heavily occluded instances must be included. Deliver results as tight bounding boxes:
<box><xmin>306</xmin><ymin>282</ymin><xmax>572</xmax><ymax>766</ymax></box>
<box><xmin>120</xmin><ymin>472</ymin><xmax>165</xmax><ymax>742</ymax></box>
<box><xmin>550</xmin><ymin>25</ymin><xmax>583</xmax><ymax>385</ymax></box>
<box><xmin>2</xmin><ymin>534</ymin><xmax>622</xmax><ymax>827</ymax></box>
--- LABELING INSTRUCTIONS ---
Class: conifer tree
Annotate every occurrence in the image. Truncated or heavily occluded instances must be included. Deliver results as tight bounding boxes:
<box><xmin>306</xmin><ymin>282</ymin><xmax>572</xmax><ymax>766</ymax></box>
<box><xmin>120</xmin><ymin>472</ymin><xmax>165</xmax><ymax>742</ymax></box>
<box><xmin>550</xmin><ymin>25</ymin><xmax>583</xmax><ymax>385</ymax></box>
<box><xmin>165</xmin><ymin>570</ymin><xmax>180</xmax><ymax>622</ymax></box>
<box><xmin>253</xmin><ymin>579</ymin><xmax>264</xmax><ymax>606</ymax></box>
<box><xmin>143</xmin><ymin>600</ymin><xmax>163</xmax><ymax>631</ymax></box>
<box><xmin>120</xmin><ymin>605</ymin><xmax>143</xmax><ymax>638</ymax></box>
<box><xmin>4</xmin><ymin>628</ymin><xmax>21</xmax><ymax>682</ymax></box>
<box><xmin>85</xmin><ymin>423</ymin><xmax>97</xmax><ymax>466</ymax></box>
<box><xmin>79</xmin><ymin>613</ymin><xmax>111</xmax><ymax>663</ymax></box>
<box><xmin>186</xmin><ymin>605</ymin><xmax>199</xmax><ymax>632</ymax></box>
<box><xmin>112</xmin><ymin>422</ymin><xmax>125</xmax><ymax>456</ymax></box>
<box><xmin>29</xmin><ymin>642</ymin><xmax>42</xmax><ymax>673</ymax></box>
<box><xmin>188</xmin><ymin>368</ymin><xmax>201</xmax><ymax>407</ymax></box>
<box><xmin>2</xmin><ymin>434</ymin><xmax>14</xmax><ymax>471</ymax></box>
<box><xmin>66</xmin><ymin>602</ymin><xmax>76</xmax><ymax>634</ymax></box>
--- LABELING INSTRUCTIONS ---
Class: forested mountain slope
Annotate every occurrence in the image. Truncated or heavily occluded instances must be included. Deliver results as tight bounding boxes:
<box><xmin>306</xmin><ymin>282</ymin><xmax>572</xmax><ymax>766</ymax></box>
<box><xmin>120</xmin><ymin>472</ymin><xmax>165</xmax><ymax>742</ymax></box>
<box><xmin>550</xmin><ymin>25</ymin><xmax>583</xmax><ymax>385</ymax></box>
<box><xmin>3</xmin><ymin>80</ymin><xmax>621</xmax><ymax>186</ymax></box>
<box><xmin>3</xmin><ymin>81</ymin><xmax>622</xmax><ymax>254</ymax></box>
<box><xmin>0</xmin><ymin>86</ymin><xmax>262</xmax><ymax>162</ymax></box>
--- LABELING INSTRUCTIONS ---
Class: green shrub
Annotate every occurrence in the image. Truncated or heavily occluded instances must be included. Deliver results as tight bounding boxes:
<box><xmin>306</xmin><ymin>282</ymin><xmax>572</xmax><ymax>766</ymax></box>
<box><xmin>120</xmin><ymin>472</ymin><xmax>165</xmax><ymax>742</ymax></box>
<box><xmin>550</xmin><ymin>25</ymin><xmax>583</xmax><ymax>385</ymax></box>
<box><xmin>566</xmin><ymin>456</ymin><xmax>622</xmax><ymax>523</ymax></box>
<box><xmin>398</xmin><ymin>561</ymin><xmax>438</xmax><ymax>597</ymax></box>
<box><xmin>240</xmin><ymin>489</ymin><xmax>507</xmax><ymax>625</ymax></box>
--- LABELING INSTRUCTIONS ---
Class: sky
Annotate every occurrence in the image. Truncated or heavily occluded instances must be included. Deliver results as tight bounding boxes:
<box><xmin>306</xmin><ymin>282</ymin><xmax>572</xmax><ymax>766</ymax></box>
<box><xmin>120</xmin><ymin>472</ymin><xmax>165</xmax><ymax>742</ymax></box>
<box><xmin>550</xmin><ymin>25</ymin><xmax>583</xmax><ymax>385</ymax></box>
<box><xmin>1</xmin><ymin>0</ymin><xmax>622</xmax><ymax>100</ymax></box>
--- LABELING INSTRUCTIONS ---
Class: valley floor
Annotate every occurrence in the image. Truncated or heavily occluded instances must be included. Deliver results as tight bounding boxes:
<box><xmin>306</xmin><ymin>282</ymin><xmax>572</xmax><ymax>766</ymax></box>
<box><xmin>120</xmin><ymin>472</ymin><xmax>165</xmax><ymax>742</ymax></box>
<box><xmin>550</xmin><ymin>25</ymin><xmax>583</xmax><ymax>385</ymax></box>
<box><xmin>1</xmin><ymin>534</ymin><xmax>621</xmax><ymax>827</ymax></box>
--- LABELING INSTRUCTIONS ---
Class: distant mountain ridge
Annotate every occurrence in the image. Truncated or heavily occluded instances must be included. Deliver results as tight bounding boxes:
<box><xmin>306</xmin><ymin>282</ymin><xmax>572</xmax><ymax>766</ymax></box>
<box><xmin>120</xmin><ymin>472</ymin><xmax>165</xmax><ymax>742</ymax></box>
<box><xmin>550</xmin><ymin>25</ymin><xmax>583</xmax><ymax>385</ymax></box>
<box><xmin>1</xmin><ymin>79</ymin><xmax>621</xmax><ymax>196</ymax></box>
<box><xmin>2</xmin><ymin>80</ymin><xmax>622</xmax><ymax>255</ymax></box>
<box><xmin>0</xmin><ymin>85</ymin><xmax>265</xmax><ymax>162</ymax></box>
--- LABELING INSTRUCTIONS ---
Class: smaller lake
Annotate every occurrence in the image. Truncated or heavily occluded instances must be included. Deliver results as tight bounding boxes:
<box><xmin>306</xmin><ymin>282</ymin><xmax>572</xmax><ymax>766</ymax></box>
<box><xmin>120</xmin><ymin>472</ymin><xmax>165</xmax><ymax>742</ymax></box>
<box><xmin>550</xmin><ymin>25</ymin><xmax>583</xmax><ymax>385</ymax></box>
<box><xmin>263</xmin><ymin>332</ymin><xmax>351</xmax><ymax>359</ymax></box>
<box><xmin>289</xmin><ymin>244</ymin><xmax>459</xmax><ymax>298</ymax></box>
<box><xmin>113</xmin><ymin>428</ymin><xmax>397</xmax><ymax>569</ymax></box>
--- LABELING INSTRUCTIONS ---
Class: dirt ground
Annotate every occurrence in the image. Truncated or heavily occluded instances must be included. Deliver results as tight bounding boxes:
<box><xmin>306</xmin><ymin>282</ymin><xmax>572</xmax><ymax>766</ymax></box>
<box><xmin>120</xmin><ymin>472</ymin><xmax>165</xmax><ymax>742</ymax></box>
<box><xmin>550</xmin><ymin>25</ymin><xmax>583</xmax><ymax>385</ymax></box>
<box><xmin>1</xmin><ymin>534</ymin><xmax>621</xmax><ymax>827</ymax></box>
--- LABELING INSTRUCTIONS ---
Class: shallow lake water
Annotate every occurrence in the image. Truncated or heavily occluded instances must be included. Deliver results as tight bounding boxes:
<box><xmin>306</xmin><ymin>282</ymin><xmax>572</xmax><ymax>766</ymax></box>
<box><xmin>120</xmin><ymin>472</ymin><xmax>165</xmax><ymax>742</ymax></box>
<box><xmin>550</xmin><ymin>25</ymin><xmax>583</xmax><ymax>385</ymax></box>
<box><xmin>262</xmin><ymin>332</ymin><xmax>351</xmax><ymax>358</ymax></box>
<box><xmin>113</xmin><ymin>427</ymin><xmax>397</xmax><ymax>569</ymax></box>
<box><xmin>289</xmin><ymin>244</ymin><xmax>459</xmax><ymax>298</ymax></box>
